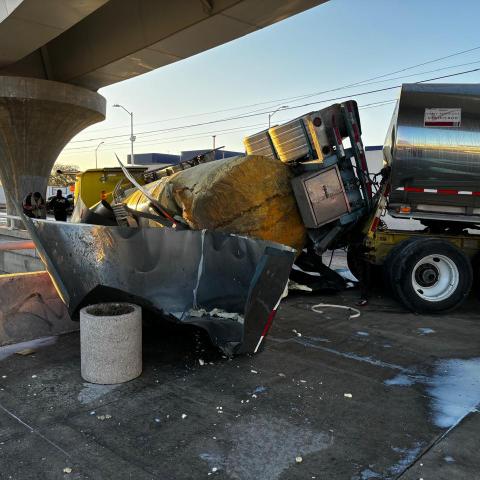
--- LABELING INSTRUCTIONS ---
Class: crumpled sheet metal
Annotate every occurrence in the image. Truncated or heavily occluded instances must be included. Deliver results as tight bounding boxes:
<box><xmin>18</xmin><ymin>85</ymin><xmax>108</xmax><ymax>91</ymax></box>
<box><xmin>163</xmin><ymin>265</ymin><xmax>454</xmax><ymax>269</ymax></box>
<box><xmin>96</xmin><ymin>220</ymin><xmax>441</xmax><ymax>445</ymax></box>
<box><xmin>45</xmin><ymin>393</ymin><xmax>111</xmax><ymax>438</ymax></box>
<box><xmin>30</xmin><ymin>220</ymin><xmax>295</xmax><ymax>355</ymax></box>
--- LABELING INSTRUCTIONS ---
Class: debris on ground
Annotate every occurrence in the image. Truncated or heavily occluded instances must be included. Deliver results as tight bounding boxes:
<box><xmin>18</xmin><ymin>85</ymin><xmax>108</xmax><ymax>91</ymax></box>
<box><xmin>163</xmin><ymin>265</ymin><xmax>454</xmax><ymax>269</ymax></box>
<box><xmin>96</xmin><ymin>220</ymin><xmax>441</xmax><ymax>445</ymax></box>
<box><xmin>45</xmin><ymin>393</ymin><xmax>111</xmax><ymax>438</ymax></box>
<box><xmin>344</xmin><ymin>393</ymin><xmax>353</xmax><ymax>398</ymax></box>
<box><xmin>418</xmin><ymin>328</ymin><xmax>435</xmax><ymax>335</ymax></box>
<box><xmin>0</xmin><ymin>337</ymin><xmax>57</xmax><ymax>362</ymax></box>
<box><xmin>288</xmin><ymin>280</ymin><xmax>313</xmax><ymax>292</ymax></box>
<box><xmin>189</xmin><ymin>308</ymin><xmax>244</xmax><ymax>323</ymax></box>
<box><xmin>296</xmin><ymin>456</ymin><xmax>303</xmax><ymax>463</ymax></box>
<box><xmin>63</xmin><ymin>467</ymin><xmax>72</xmax><ymax>474</ymax></box>
<box><xmin>311</xmin><ymin>303</ymin><xmax>361</xmax><ymax>319</ymax></box>
<box><xmin>96</xmin><ymin>414</ymin><xmax>112</xmax><ymax>421</ymax></box>
<box><xmin>356</xmin><ymin>331</ymin><xmax>370</xmax><ymax>337</ymax></box>
<box><xmin>253</xmin><ymin>386</ymin><xmax>267</xmax><ymax>394</ymax></box>
<box><xmin>15</xmin><ymin>348</ymin><xmax>36</xmax><ymax>356</ymax></box>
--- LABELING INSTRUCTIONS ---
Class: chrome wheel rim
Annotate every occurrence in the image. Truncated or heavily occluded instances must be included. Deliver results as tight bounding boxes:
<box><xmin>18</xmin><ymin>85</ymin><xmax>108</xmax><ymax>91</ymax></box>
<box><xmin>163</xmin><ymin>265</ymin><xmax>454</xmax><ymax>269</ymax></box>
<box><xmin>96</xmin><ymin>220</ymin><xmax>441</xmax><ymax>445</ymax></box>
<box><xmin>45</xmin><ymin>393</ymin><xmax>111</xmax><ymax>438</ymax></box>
<box><xmin>411</xmin><ymin>254</ymin><xmax>459</xmax><ymax>302</ymax></box>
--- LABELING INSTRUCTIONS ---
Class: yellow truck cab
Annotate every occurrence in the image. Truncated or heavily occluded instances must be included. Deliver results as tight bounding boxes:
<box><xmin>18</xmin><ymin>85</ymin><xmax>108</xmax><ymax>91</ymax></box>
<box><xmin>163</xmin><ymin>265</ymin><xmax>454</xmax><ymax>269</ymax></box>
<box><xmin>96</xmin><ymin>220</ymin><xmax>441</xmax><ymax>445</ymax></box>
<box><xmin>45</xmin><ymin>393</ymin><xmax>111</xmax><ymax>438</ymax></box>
<box><xmin>72</xmin><ymin>167</ymin><xmax>147</xmax><ymax>222</ymax></box>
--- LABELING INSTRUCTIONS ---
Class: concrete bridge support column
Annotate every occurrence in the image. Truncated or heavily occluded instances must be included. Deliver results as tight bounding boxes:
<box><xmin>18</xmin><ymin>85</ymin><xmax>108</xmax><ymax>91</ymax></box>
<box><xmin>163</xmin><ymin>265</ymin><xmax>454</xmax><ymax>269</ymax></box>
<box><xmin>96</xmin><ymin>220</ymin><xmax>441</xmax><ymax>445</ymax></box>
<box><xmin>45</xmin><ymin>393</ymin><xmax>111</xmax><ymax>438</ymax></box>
<box><xmin>0</xmin><ymin>76</ymin><xmax>105</xmax><ymax>225</ymax></box>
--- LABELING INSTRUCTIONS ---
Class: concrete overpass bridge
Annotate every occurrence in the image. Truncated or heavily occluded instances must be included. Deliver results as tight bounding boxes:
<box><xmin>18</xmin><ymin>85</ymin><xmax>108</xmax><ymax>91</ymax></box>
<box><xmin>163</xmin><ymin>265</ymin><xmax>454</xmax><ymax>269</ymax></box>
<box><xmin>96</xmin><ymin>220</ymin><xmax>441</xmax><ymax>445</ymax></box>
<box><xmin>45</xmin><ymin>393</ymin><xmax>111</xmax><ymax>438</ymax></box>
<box><xmin>0</xmin><ymin>0</ymin><xmax>327</xmax><ymax>216</ymax></box>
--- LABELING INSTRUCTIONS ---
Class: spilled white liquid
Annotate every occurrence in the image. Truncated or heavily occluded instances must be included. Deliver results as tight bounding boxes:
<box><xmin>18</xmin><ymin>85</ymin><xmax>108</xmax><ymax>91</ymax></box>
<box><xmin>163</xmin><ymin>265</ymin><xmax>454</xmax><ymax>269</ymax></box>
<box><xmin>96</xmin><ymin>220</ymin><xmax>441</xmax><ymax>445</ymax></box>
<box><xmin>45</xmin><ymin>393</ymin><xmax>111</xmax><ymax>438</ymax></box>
<box><xmin>417</xmin><ymin>328</ymin><xmax>435</xmax><ymax>335</ymax></box>
<box><xmin>78</xmin><ymin>382</ymin><xmax>119</xmax><ymax>404</ymax></box>
<box><xmin>426</xmin><ymin>358</ymin><xmax>480</xmax><ymax>428</ymax></box>
<box><xmin>385</xmin><ymin>358</ymin><xmax>480</xmax><ymax>428</ymax></box>
<box><xmin>384</xmin><ymin>374</ymin><xmax>416</xmax><ymax>387</ymax></box>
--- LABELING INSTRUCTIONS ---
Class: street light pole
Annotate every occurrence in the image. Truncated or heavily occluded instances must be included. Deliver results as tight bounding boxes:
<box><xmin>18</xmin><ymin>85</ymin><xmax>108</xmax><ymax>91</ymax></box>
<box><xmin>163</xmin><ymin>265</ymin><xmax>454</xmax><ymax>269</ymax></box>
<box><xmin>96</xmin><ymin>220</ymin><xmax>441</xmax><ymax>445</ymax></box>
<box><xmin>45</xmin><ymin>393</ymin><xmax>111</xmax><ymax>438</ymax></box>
<box><xmin>130</xmin><ymin>110</ymin><xmax>134</xmax><ymax>165</ymax></box>
<box><xmin>95</xmin><ymin>141</ymin><xmax>104</xmax><ymax>169</ymax></box>
<box><xmin>268</xmin><ymin>105</ymin><xmax>289</xmax><ymax>128</ymax></box>
<box><xmin>113</xmin><ymin>104</ymin><xmax>135</xmax><ymax>164</ymax></box>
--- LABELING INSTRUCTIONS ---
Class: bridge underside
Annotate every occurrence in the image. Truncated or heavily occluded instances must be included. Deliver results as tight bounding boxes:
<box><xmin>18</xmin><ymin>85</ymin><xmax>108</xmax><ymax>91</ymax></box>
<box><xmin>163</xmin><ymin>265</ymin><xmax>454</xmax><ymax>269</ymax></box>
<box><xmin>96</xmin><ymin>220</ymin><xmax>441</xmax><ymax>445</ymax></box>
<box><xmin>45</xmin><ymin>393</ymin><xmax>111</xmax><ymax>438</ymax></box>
<box><xmin>0</xmin><ymin>0</ymin><xmax>327</xmax><ymax>91</ymax></box>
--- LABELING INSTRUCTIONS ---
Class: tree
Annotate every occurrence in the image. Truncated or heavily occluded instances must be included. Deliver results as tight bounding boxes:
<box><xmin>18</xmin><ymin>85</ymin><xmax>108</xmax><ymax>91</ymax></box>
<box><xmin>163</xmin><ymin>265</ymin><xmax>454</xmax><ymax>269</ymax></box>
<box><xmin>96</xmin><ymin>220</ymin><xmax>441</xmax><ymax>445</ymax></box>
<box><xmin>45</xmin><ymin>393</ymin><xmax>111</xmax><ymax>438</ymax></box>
<box><xmin>49</xmin><ymin>163</ymin><xmax>80</xmax><ymax>187</ymax></box>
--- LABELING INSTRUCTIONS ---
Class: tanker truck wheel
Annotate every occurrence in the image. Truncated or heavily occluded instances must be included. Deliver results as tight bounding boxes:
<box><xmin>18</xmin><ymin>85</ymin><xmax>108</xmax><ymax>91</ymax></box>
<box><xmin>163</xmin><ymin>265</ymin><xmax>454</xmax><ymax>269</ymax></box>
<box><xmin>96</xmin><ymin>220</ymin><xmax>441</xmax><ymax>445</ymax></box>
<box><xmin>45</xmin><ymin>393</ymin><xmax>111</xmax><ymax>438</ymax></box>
<box><xmin>383</xmin><ymin>237</ymin><xmax>421</xmax><ymax>298</ymax></box>
<box><xmin>390</xmin><ymin>238</ymin><xmax>472</xmax><ymax>313</ymax></box>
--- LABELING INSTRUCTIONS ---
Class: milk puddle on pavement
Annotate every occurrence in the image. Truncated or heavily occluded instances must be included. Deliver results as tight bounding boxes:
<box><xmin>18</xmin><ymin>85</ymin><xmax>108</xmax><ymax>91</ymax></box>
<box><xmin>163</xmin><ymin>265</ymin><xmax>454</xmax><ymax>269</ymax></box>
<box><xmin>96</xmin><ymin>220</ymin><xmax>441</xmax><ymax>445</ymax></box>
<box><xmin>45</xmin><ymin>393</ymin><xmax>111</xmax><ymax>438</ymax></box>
<box><xmin>385</xmin><ymin>358</ymin><xmax>480</xmax><ymax>429</ymax></box>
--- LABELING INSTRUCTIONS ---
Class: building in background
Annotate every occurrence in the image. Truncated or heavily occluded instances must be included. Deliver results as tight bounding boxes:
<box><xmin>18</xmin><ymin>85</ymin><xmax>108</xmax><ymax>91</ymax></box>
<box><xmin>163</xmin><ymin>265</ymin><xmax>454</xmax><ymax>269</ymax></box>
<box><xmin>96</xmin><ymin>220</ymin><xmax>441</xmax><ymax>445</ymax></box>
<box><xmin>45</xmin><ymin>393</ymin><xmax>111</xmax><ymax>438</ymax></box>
<box><xmin>127</xmin><ymin>150</ymin><xmax>243</xmax><ymax>166</ymax></box>
<box><xmin>127</xmin><ymin>153</ymin><xmax>180</xmax><ymax>165</ymax></box>
<box><xmin>180</xmin><ymin>149</ymin><xmax>243</xmax><ymax>162</ymax></box>
<box><xmin>46</xmin><ymin>186</ymin><xmax>71</xmax><ymax>198</ymax></box>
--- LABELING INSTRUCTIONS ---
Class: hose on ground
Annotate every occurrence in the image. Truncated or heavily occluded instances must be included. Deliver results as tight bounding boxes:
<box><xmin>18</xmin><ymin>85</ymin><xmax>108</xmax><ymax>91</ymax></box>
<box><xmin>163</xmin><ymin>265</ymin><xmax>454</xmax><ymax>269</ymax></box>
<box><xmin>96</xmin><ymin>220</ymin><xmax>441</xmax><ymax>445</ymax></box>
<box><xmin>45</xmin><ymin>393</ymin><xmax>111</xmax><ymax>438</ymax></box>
<box><xmin>311</xmin><ymin>303</ymin><xmax>361</xmax><ymax>319</ymax></box>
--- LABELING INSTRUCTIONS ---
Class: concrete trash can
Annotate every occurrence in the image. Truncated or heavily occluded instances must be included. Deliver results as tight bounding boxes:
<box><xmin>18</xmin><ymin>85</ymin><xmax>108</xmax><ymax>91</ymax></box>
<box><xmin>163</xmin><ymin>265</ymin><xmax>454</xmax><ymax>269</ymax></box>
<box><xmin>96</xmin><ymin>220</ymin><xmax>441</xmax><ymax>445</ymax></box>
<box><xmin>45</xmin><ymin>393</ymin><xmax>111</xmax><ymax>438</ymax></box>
<box><xmin>80</xmin><ymin>302</ymin><xmax>142</xmax><ymax>384</ymax></box>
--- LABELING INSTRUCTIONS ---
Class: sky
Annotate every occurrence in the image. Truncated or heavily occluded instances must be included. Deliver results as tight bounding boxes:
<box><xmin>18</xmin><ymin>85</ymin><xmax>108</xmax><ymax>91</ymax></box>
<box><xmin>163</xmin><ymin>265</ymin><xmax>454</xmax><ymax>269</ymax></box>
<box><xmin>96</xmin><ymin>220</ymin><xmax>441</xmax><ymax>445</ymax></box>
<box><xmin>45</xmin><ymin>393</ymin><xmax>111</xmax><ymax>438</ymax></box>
<box><xmin>59</xmin><ymin>0</ymin><xmax>480</xmax><ymax>170</ymax></box>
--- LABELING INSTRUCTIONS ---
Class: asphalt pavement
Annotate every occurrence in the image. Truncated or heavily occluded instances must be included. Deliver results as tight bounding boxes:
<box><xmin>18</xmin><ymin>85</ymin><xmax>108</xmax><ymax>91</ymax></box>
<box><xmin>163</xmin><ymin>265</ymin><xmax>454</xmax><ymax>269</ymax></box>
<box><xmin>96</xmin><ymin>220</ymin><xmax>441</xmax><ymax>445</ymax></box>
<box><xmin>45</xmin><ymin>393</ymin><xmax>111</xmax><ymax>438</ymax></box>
<box><xmin>0</xmin><ymin>288</ymin><xmax>479</xmax><ymax>479</ymax></box>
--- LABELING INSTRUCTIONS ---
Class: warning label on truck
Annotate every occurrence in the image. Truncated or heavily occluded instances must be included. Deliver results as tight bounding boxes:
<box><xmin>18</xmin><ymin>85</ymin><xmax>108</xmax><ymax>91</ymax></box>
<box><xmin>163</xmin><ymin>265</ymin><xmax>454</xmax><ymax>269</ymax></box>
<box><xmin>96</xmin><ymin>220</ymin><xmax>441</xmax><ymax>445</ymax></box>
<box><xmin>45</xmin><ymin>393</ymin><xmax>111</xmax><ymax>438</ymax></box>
<box><xmin>424</xmin><ymin>108</ymin><xmax>461</xmax><ymax>127</ymax></box>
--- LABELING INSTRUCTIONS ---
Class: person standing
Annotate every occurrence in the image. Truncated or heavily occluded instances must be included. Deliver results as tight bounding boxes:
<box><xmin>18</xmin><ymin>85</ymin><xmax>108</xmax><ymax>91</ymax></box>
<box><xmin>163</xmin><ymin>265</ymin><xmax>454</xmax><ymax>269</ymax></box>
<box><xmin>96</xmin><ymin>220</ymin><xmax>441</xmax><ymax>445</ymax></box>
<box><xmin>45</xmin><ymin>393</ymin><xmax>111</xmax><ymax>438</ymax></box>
<box><xmin>50</xmin><ymin>189</ymin><xmax>70</xmax><ymax>221</ymax></box>
<box><xmin>22</xmin><ymin>192</ymin><xmax>35</xmax><ymax>218</ymax></box>
<box><xmin>22</xmin><ymin>192</ymin><xmax>46</xmax><ymax>219</ymax></box>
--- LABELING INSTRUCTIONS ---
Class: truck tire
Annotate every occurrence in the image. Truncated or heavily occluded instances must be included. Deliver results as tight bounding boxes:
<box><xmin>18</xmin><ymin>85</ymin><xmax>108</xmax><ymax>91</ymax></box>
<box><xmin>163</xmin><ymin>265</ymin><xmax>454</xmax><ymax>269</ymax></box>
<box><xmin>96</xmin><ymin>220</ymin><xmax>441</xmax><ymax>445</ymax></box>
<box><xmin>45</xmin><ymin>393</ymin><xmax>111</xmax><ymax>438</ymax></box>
<box><xmin>390</xmin><ymin>238</ymin><xmax>472</xmax><ymax>313</ymax></box>
<box><xmin>383</xmin><ymin>237</ymin><xmax>421</xmax><ymax>299</ymax></box>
